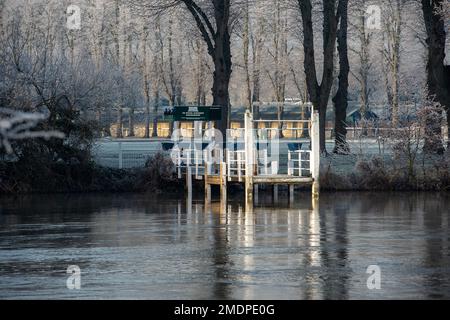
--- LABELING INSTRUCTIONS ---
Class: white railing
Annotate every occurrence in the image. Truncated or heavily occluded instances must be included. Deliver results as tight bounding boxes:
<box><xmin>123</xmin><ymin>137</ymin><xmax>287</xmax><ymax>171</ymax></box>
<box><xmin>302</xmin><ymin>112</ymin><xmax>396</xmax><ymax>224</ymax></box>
<box><xmin>288</xmin><ymin>150</ymin><xmax>312</xmax><ymax>177</ymax></box>
<box><xmin>172</xmin><ymin>142</ymin><xmax>227</xmax><ymax>178</ymax></box>
<box><xmin>226</xmin><ymin>150</ymin><xmax>246</xmax><ymax>182</ymax></box>
<box><xmin>172</xmin><ymin>148</ymin><xmax>207</xmax><ymax>179</ymax></box>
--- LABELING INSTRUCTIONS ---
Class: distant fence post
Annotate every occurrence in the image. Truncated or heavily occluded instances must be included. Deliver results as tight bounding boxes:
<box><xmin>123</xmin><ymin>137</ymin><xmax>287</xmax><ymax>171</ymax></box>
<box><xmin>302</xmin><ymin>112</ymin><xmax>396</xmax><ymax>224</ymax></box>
<box><xmin>118</xmin><ymin>142</ymin><xmax>123</xmax><ymax>169</ymax></box>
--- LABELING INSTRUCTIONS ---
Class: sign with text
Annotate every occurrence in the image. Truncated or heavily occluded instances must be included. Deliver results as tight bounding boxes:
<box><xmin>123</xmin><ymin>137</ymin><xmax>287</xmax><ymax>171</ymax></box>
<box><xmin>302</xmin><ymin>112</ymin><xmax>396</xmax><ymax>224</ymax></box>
<box><xmin>173</xmin><ymin>106</ymin><xmax>222</xmax><ymax>121</ymax></box>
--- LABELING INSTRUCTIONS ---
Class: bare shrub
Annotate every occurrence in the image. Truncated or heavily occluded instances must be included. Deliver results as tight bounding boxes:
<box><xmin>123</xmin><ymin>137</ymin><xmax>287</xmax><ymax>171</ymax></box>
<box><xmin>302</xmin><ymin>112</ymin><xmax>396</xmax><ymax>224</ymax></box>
<box><xmin>355</xmin><ymin>157</ymin><xmax>391</xmax><ymax>190</ymax></box>
<box><xmin>417</xmin><ymin>97</ymin><xmax>445</xmax><ymax>155</ymax></box>
<box><xmin>320</xmin><ymin>163</ymin><xmax>352</xmax><ymax>190</ymax></box>
<box><xmin>138</xmin><ymin>152</ymin><xmax>177</xmax><ymax>192</ymax></box>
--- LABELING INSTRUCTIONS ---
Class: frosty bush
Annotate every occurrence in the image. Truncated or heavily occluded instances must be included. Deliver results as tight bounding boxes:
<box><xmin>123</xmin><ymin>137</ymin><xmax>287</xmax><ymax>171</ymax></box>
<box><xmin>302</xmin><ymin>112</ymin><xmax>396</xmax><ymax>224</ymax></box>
<box><xmin>0</xmin><ymin>108</ymin><xmax>64</xmax><ymax>154</ymax></box>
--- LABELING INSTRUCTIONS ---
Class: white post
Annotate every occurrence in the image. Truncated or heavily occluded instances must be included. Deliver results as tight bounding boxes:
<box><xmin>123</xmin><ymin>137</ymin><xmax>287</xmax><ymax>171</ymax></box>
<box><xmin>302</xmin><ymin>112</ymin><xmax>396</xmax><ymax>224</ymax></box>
<box><xmin>288</xmin><ymin>151</ymin><xmax>293</xmax><ymax>176</ymax></box>
<box><xmin>237</xmin><ymin>152</ymin><xmax>242</xmax><ymax>182</ymax></box>
<box><xmin>227</xmin><ymin>150</ymin><xmax>231</xmax><ymax>181</ymax></box>
<box><xmin>264</xmin><ymin>149</ymin><xmax>268</xmax><ymax>175</ymax></box>
<box><xmin>187</xmin><ymin>149</ymin><xmax>191</xmax><ymax>169</ymax></box>
<box><xmin>187</xmin><ymin>166</ymin><xmax>192</xmax><ymax>200</ymax></box>
<box><xmin>220</xmin><ymin>162</ymin><xmax>227</xmax><ymax>203</ymax></box>
<box><xmin>311</xmin><ymin>109</ymin><xmax>320</xmax><ymax>199</ymax></box>
<box><xmin>273</xmin><ymin>185</ymin><xmax>278</xmax><ymax>203</ymax></box>
<box><xmin>244</xmin><ymin>110</ymin><xmax>254</xmax><ymax>211</ymax></box>
<box><xmin>289</xmin><ymin>185</ymin><xmax>294</xmax><ymax>204</ymax></box>
<box><xmin>177</xmin><ymin>150</ymin><xmax>182</xmax><ymax>179</ymax></box>
<box><xmin>194</xmin><ymin>150</ymin><xmax>197</xmax><ymax>179</ymax></box>
<box><xmin>205</xmin><ymin>162</ymin><xmax>211</xmax><ymax>204</ymax></box>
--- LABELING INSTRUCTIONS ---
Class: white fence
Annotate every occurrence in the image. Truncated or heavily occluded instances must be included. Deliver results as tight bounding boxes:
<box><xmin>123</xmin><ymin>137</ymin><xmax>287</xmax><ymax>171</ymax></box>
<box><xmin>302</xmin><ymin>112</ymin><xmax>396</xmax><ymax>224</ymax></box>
<box><xmin>92</xmin><ymin>139</ymin><xmax>163</xmax><ymax>169</ymax></box>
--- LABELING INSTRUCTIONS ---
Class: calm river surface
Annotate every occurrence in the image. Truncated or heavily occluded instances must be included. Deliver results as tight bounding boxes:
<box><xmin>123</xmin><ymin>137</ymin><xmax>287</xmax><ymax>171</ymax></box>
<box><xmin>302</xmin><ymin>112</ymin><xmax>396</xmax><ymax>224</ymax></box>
<box><xmin>0</xmin><ymin>192</ymin><xmax>449</xmax><ymax>300</ymax></box>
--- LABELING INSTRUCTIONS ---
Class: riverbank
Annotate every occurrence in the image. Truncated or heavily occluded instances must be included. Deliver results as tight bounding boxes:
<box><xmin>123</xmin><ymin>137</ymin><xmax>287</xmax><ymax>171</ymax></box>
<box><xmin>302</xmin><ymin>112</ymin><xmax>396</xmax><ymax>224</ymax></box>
<box><xmin>320</xmin><ymin>153</ymin><xmax>450</xmax><ymax>191</ymax></box>
<box><xmin>0</xmin><ymin>153</ymin><xmax>184</xmax><ymax>194</ymax></box>
<box><xmin>1</xmin><ymin>152</ymin><xmax>449</xmax><ymax>194</ymax></box>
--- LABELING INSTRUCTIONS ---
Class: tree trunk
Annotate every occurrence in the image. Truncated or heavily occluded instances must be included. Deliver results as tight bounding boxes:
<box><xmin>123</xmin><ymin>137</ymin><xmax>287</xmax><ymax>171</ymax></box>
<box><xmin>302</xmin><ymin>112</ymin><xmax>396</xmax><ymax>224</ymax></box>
<box><xmin>252</xmin><ymin>17</ymin><xmax>264</xmax><ymax>119</ymax></box>
<box><xmin>243</xmin><ymin>0</ymin><xmax>252</xmax><ymax>110</ymax></box>
<box><xmin>332</xmin><ymin>0</ymin><xmax>350</xmax><ymax>154</ymax></box>
<box><xmin>145</xmin><ymin>104</ymin><xmax>150</xmax><ymax>139</ymax></box>
<box><xmin>382</xmin><ymin>0</ymin><xmax>402</xmax><ymax>127</ymax></box>
<box><xmin>114</xmin><ymin>0</ymin><xmax>120</xmax><ymax>64</ymax></box>
<box><xmin>128</xmin><ymin>108</ymin><xmax>135</xmax><ymax>137</ymax></box>
<box><xmin>117</xmin><ymin>107</ymin><xmax>123</xmax><ymax>138</ymax></box>
<box><xmin>422</xmin><ymin>0</ymin><xmax>449</xmax><ymax>151</ymax></box>
<box><xmin>142</xmin><ymin>25</ymin><xmax>151</xmax><ymax>139</ymax></box>
<box><xmin>299</xmin><ymin>0</ymin><xmax>339</xmax><ymax>153</ymax></box>
<box><xmin>182</xmin><ymin>0</ymin><xmax>232</xmax><ymax>140</ymax></box>
<box><xmin>212</xmin><ymin>0</ymin><xmax>232</xmax><ymax>138</ymax></box>
<box><xmin>152</xmin><ymin>117</ymin><xmax>158</xmax><ymax>138</ymax></box>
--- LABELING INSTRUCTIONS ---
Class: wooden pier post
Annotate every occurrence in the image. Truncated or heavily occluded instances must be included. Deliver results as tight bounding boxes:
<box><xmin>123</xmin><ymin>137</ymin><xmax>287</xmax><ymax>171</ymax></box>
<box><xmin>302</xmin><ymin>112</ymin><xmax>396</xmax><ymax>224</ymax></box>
<box><xmin>311</xmin><ymin>110</ymin><xmax>320</xmax><ymax>199</ymax></box>
<box><xmin>205</xmin><ymin>162</ymin><xmax>212</xmax><ymax>204</ymax></box>
<box><xmin>220</xmin><ymin>162</ymin><xmax>227</xmax><ymax>203</ymax></box>
<box><xmin>186</xmin><ymin>166</ymin><xmax>193</xmax><ymax>199</ymax></box>
<box><xmin>289</xmin><ymin>185</ymin><xmax>294</xmax><ymax>204</ymax></box>
<box><xmin>273</xmin><ymin>185</ymin><xmax>279</xmax><ymax>203</ymax></box>
<box><xmin>244</xmin><ymin>110</ymin><xmax>254</xmax><ymax>212</ymax></box>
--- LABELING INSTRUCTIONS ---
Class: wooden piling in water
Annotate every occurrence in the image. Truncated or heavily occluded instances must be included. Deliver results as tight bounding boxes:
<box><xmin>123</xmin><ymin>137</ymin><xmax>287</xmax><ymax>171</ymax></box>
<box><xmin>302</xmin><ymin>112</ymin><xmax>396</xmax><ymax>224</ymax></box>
<box><xmin>311</xmin><ymin>110</ymin><xmax>320</xmax><ymax>199</ymax></box>
<box><xmin>205</xmin><ymin>162</ymin><xmax>211</xmax><ymax>204</ymax></box>
<box><xmin>220</xmin><ymin>162</ymin><xmax>227</xmax><ymax>203</ymax></box>
<box><xmin>244</xmin><ymin>110</ymin><xmax>255</xmax><ymax>211</ymax></box>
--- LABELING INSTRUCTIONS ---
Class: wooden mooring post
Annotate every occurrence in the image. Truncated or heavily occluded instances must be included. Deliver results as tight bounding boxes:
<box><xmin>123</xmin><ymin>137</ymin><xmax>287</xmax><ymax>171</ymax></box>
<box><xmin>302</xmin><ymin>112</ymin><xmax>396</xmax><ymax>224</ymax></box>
<box><xmin>205</xmin><ymin>162</ymin><xmax>212</xmax><ymax>204</ymax></box>
<box><xmin>186</xmin><ymin>166</ymin><xmax>193</xmax><ymax>199</ymax></box>
<box><xmin>311</xmin><ymin>110</ymin><xmax>320</xmax><ymax>199</ymax></box>
<box><xmin>244</xmin><ymin>110</ymin><xmax>255</xmax><ymax>212</ymax></box>
<box><xmin>220</xmin><ymin>162</ymin><xmax>227</xmax><ymax>203</ymax></box>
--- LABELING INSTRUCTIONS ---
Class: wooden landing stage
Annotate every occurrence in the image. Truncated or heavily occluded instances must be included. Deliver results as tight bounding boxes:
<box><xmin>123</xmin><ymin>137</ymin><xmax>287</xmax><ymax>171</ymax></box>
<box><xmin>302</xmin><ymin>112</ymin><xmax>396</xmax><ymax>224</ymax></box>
<box><xmin>175</xmin><ymin>105</ymin><xmax>321</xmax><ymax>211</ymax></box>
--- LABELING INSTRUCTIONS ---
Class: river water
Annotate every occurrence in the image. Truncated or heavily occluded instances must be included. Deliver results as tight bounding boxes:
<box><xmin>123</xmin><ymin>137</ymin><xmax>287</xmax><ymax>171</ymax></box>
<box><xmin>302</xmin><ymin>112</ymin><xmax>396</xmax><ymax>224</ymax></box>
<box><xmin>0</xmin><ymin>192</ymin><xmax>449</xmax><ymax>300</ymax></box>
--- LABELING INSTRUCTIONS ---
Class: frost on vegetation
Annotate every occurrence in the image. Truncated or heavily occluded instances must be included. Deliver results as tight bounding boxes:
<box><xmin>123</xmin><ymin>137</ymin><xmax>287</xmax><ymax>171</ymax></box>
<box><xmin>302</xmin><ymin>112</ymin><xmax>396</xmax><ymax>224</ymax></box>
<box><xmin>0</xmin><ymin>108</ymin><xmax>65</xmax><ymax>154</ymax></box>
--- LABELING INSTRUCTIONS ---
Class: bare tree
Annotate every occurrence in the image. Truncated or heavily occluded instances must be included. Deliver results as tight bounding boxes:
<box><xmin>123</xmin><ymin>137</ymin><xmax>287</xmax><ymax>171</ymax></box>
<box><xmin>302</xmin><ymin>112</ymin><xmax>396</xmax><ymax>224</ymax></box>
<box><xmin>333</xmin><ymin>0</ymin><xmax>350</xmax><ymax>154</ymax></box>
<box><xmin>242</xmin><ymin>0</ymin><xmax>252</xmax><ymax>110</ymax></box>
<box><xmin>421</xmin><ymin>0</ymin><xmax>449</xmax><ymax>151</ymax></box>
<box><xmin>350</xmin><ymin>0</ymin><xmax>373</xmax><ymax>119</ymax></box>
<box><xmin>250</xmin><ymin>5</ymin><xmax>266</xmax><ymax>118</ymax></box>
<box><xmin>132</xmin><ymin>0</ymin><xmax>233</xmax><ymax>138</ymax></box>
<box><xmin>297</xmin><ymin>0</ymin><xmax>341</xmax><ymax>153</ymax></box>
<box><xmin>380</xmin><ymin>0</ymin><xmax>406</xmax><ymax>127</ymax></box>
<box><xmin>266</xmin><ymin>0</ymin><xmax>289</xmax><ymax>138</ymax></box>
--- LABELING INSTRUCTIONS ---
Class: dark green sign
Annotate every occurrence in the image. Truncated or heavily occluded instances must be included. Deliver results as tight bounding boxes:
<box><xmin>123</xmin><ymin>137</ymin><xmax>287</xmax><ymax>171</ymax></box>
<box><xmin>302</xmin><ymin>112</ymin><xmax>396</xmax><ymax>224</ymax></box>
<box><xmin>173</xmin><ymin>106</ymin><xmax>222</xmax><ymax>121</ymax></box>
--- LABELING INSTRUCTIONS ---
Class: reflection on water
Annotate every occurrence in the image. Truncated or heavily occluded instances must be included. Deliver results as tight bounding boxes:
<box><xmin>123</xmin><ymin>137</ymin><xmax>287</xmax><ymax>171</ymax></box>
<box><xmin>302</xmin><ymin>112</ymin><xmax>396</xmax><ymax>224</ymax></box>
<box><xmin>0</xmin><ymin>192</ymin><xmax>449</xmax><ymax>299</ymax></box>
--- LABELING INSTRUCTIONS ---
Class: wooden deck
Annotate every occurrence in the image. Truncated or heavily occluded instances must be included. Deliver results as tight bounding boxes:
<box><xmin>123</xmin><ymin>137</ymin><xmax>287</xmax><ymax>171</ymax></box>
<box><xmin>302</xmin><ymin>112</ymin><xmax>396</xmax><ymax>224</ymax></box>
<box><xmin>205</xmin><ymin>174</ymin><xmax>313</xmax><ymax>185</ymax></box>
<box><xmin>179</xmin><ymin>108</ymin><xmax>321</xmax><ymax>209</ymax></box>
<box><xmin>253</xmin><ymin>175</ymin><xmax>313</xmax><ymax>185</ymax></box>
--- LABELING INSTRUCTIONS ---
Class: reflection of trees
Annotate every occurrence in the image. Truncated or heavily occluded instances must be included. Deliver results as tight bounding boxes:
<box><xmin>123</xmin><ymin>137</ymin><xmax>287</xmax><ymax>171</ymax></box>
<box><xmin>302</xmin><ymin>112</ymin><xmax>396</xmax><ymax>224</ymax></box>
<box><xmin>421</xmin><ymin>195</ymin><xmax>448</xmax><ymax>299</ymax></box>
<box><xmin>323</xmin><ymin>195</ymin><xmax>350</xmax><ymax>300</ymax></box>
<box><xmin>208</xmin><ymin>202</ymin><xmax>232</xmax><ymax>299</ymax></box>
